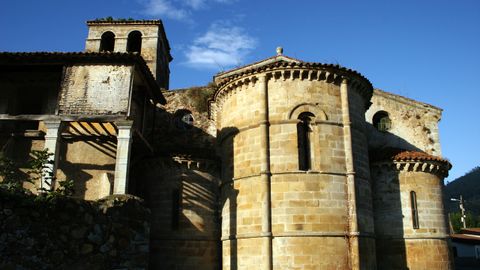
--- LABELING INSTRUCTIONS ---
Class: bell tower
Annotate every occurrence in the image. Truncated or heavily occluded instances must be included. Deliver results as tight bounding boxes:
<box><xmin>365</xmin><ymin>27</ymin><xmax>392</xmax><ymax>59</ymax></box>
<box><xmin>85</xmin><ymin>19</ymin><xmax>173</xmax><ymax>89</ymax></box>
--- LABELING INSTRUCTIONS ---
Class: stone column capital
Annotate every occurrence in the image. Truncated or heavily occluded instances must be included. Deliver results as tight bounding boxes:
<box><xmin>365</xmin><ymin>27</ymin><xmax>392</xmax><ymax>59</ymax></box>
<box><xmin>115</xmin><ymin>120</ymin><xmax>134</xmax><ymax>128</ymax></box>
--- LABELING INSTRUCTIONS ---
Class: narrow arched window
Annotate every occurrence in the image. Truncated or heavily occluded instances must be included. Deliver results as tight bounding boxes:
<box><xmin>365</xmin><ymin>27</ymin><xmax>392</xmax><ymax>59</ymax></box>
<box><xmin>410</xmin><ymin>191</ymin><xmax>419</xmax><ymax>229</ymax></box>
<box><xmin>127</xmin><ymin>31</ymin><xmax>142</xmax><ymax>53</ymax></box>
<box><xmin>373</xmin><ymin>111</ymin><xmax>391</xmax><ymax>132</ymax></box>
<box><xmin>99</xmin><ymin>31</ymin><xmax>115</xmax><ymax>52</ymax></box>
<box><xmin>297</xmin><ymin>112</ymin><xmax>314</xmax><ymax>171</ymax></box>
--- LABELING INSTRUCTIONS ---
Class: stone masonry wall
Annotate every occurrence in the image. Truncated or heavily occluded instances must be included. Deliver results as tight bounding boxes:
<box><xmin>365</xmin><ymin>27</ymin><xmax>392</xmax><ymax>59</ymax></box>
<box><xmin>216</xmin><ymin>74</ymin><xmax>357</xmax><ymax>269</ymax></box>
<box><xmin>366</xmin><ymin>89</ymin><xmax>443</xmax><ymax>156</ymax></box>
<box><xmin>137</xmin><ymin>156</ymin><xmax>220</xmax><ymax>270</ymax></box>
<box><xmin>155</xmin><ymin>86</ymin><xmax>216</xmax><ymax>157</ymax></box>
<box><xmin>348</xmin><ymin>88</ymin><xmax>376</xmax><ymax>269</ymax></box>
<box><xmin>372</xmin><ymin>165</ymin><xmax>452</xmax><ymax>270</ymax></box>
<box><xmin>0</xmin><ymin>191</ymin><xmax>150</xmax><ymax>270</ymax></box>
<box><xmin>58</xmin><ymin>65</ymin><xmax>132</xmax><ymax>116</ymax></box>
<box><xmin>56</xmin><ymin>138</ymin><xmax>116</xmax><ymax>201</ymax></box>
<box><xmin>85</xmin><ymin>23</ymin><xmax>170</xmax><ymax>88</ymax></box>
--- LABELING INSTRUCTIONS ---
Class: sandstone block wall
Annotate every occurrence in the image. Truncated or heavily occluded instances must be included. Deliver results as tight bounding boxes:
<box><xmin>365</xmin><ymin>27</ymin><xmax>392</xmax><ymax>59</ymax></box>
<box><xmin>348</xmin><ymin>88</ymin><xmax>376</xmax><ymax>269</ymax></box>
<box><xmin>56</xmin><ymin>138</ymin><xmax>116</xmax><ymax>201</ymax></box>
<box><xmin>85</xmin><ymin>22</ymin><xmax>171</xmax><ymax>88</ymax></box>
<box><xmin>214</xmin><ymin>71</ymin><xmax>372</xmax><ymax>269</ymax></box>
<box><xmin>372</xmin><ymin>165</ymin><xmax>452</xmax><ymax>269</ymax></box>
<box><xmin>137</xmin><ymin>157</ymin><xmax>220</xmax><ymax>270</ymax></box>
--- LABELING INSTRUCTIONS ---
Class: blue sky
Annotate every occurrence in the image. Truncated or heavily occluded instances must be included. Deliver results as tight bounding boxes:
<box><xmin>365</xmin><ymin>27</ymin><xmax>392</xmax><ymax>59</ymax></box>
<box><xmin>1</xmin><ymin>0</ymin><xmax>479</xmax><ymax>182</ymax></box>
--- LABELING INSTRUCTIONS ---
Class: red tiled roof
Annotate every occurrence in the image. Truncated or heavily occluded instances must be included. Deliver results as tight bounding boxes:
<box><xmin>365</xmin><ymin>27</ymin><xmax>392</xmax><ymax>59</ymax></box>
<box><xmin>451</xmin><ymin>233</ymin><xmax>480</xmax><ymax>244</ymax></box>
<box><xmin>0</xmin><ymin>51</ymin><xmax>145</xmax><ymax>63</ymax></box>
<box><xmin>393</xmin><ymin>150</ymin><xmax>450</xmax><ymax>164</ymax></box>
<box><xmin>371</xmin><ymin>148</ymin><xmax>451</xmax><ymax>168</ymax></box>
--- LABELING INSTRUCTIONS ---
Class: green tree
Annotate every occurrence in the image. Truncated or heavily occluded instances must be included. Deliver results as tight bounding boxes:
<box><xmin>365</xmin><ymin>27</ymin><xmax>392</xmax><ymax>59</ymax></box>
<box><xmin>0</xmin><ymin>153</ymin><xmax>31</xmax><ymax>191</ymax></box>
<box><xmin>0</xmin><ymin>149</ymin><xmax>74</xmax><ymax>197</ymax></box>
<box><xmin>449</xmin><ymin>211</ymin><xmax>480</xmax><ymax>233</ymax></box>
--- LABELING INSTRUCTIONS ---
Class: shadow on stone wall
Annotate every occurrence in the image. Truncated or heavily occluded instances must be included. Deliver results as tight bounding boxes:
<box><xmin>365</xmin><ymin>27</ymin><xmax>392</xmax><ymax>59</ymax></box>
<box><xmin>0</xmin><ymin>120</ymin><xmax>44</xmax><ymax>189</ymax></box>
<box><xmin>131</xmin><ymin>106</ymin><xmax>222</xmax><ymax>270</ymax></box>
<box><xmin>217</xmin><ymin>126</ymin><xmax>239</xmax><ymax>270</ymax></box>
<box><xmin>368</xmin><ymin>123</ymin><xmax>424</xmax><ymax>270</ymax></box>
<box><xmin>371</xmin><ymin>169</ymin><xmax>409</xmax><ymax>270</ymax></box>
<box><xmin>58</xmin><ymin>137</ymin><xmax>116</xmax><ymax>199</ymax></box>
<box><xmin>0</xmin><ymin>191</ymin><xmax>150</xmax><ymax>270</ymax></box>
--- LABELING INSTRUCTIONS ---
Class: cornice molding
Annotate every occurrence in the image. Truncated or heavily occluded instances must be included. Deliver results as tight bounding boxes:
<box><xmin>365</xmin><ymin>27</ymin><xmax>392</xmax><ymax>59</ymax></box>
<box><xmin>371</xmin><ymin>159</ymin><xmax>450</xmax><ymax>178</ymax></box>
<box><xmin>208</xmin><ymin>64</ymin><xmax>373</xmax><ymax>121</ymax></box>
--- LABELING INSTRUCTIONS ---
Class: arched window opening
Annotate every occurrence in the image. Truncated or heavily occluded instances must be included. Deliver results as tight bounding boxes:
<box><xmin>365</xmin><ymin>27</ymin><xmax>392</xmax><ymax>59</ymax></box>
<box><xmin>373</xmin><ymin>111</ymin><xmax>391</xmax><ymax>132</ymax></box>
<box><xmin>174</xmin><ymin>110</ymin><xmax>194</xmax><ymax>130</ymax></box>
<box><xmin>99</xmin><ymin>31</ymin><xmax>115</xmax><ymax>52</ymax></box>
<box><xmin>410</xmin><ymin>191</ymin><xmax>419</xmax><ymax>229</ymax></box>
<box><xmin>297</xmin><ymin>112</ymin><xmax>314</xmax><ymax>171</ymax></box>
<box><xmin>127</xmin><ymin>31</ymin><xmax>142</xmax><ymax>53</ymax></box>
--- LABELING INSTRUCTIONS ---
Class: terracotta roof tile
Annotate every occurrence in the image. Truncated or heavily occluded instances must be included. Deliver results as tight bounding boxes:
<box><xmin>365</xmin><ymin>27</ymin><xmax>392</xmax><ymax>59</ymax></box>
<box><xmin>371</xmin><ymin>148</ymin><xmax>451</xmax><ymax>168</ymax></box>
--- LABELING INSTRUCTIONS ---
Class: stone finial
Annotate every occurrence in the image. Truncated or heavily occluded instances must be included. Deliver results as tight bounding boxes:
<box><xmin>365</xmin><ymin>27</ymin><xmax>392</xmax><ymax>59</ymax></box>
<box><xmin>276</xmin><ymin>47</ymin><xmax>283</xmax><ymax>56</ymax></box>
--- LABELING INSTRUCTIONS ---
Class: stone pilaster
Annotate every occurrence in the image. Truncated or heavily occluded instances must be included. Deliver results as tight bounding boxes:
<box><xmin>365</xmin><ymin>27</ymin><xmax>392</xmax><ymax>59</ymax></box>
<box><xmin>258</xmin><ymin>74</ymin><xmax>273</xmax><ymax>270</ymax></box>
<box><xmin>340</xmin><ymin>78</ymin><xmax>360</xmax><ymax>269</ymax></box>
<box><xmin>114</xmin><ymin>121</ymin><xmax>133</xmax><ymax>194</ymax></box>
<box><xmin>42</xmin><ymin>120</ymin><xmax>62</xmax><ymax>192</ymax></box>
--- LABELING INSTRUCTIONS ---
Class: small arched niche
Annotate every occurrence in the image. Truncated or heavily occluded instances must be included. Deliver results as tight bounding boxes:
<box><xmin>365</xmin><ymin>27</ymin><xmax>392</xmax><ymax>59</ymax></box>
<box><xmin>127</xmin><ymin>31</ymin><xmax>142</xmax><ymax>53</ymax></box>
<box><xmin>174</xmin><ymin>109</ymin><xmax>194</xmax><ymax>130</ymax></box>
<box><xmin>373</xmin><ymin>110</ymin><xmax>392</xmax><ymax>132</ymax></box>
<box><xmin>99</xmin><ymin>31</ymin><xmax>115</xmax><ymax>52</ymax></box>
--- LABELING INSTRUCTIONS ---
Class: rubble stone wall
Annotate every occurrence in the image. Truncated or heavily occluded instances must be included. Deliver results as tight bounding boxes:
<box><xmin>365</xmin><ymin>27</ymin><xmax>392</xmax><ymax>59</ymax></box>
<box><xmin>0</xmin><ymin>191</ymin><xmax>150</xmax><ymax>270</ymax></box>
<box><xmin>366</xmin><ymin>89</ymin><xmax>443</xmax><ymax>156</ymax></box>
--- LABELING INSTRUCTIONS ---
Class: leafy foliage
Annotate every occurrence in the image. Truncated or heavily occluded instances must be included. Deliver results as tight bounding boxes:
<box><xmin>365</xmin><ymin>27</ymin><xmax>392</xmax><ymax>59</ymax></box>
<box><xmin>0</xmin><ymin>149</ymin><xmax>74</xmax><ymax>198</ymax></box>
<box><xmin>0</xmin><ymin>152</ymin><xmax>31</xmax><ymax>192</ymax></box>
<box><xmin>450</xmin><ymin>212</ymin><xmax>480</xmax><ymax>233</ymax></box>
<box><xmin>444</xmin><ymin>166</ymin><xmax>480</xmax><ymax>215</ymax></box>
<box><xmin>94</xmin><ymin>17</ymin><xmax>135</xmax><ymax>22</ymax></box>
<box><xmin>28</xmin><ymin>149</ymin><xmax>54</xmax><ymax>191</ymax></box>
<box><xmin>175</xmin><ymin>84</ymin><xmax>216</xmax><ymax>113</ymax></box>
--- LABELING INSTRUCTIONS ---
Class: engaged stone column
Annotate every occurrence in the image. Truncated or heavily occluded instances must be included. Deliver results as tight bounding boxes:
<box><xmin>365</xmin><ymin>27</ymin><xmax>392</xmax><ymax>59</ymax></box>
<box><xmin>258</xmin><ymin>74</ymin><xmax>273</xmax><ymax>270</ymax></box>
<box><xmin>43</xmin><ymin>120</ymin><xmax>62</xmax><ymax>191</ymax></box>
<box><xmin>340</xmin><ymin>78</ymin><xmax>360</xmax><ymax>270</ymax></box>
<box><xmin>114</xmin><ymin>121</ymin><xmax>133</xmax><ymax>194</ymax></box>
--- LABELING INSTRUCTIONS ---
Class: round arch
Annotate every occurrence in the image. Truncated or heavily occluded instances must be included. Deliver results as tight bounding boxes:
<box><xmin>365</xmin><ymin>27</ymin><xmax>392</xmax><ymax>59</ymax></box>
<box><xmin>288</xmin><ymin>103</ymin><xmax>328</xmax><ymax>121</ymax></box>
<box><xmin>127</xmin><ymin>30</ymin><xmax>143</xmax><ymax>53</ymax></box>
<box><xmin>100</xmin><ymin>31</ymin><xmax>115</xmax><ymax>52</ymax></box>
